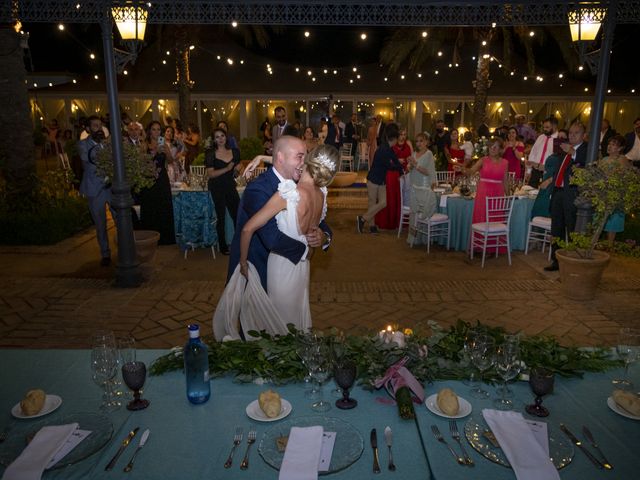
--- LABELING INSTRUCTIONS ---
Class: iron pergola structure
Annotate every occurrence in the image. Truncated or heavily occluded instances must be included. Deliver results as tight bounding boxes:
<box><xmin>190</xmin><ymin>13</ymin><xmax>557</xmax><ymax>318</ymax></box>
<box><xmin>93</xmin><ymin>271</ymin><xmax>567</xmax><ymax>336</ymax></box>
<box><xmin>3</xmin><ymin>0</ymin><xmax>638</xmax><ymax>287</ymax></box>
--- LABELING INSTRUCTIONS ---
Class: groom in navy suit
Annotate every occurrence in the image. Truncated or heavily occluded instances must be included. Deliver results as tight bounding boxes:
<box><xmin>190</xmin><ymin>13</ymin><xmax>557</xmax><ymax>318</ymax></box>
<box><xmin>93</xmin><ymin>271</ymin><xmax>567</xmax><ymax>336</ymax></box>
<box><xmin>227</xmin><ymin>136</ymin><xmax>332</xmax><ymax>291</ymax></box>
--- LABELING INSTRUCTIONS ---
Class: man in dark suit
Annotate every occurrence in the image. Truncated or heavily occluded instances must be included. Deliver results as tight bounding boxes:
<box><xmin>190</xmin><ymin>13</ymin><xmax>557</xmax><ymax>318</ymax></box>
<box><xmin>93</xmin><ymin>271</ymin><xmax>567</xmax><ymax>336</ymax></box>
<box><xmin>78</xmin><ymin>115</ymin><xmax>116</xmax><ymax>267</ymax></box>
<box><xmin>271</xmin><ymin>106</ymin><xmax>288</xmax><ymax>144</ymax></box>
<box><xmin>344</xmin><ymin>113</ymin><xmax>360</xmax><ymax>156</ymax></box>
<box><xmin>325</xmin><ymin>114</ymin><xmax>343</xmax><ymax>150</ymax></box>
<box><xmin>227</xmin><ymin>136</ymin><xmax>332</xmax><ymax>291</ymax></box>
<box><xmin>599</xmin><ymin>119</ymin><xmax>616</xmax><ymax>158</ymax></box>
<box><xmin>545</xmin><ymin>122</ymin><xmax>588</xmax><ymax>271</ymax></box>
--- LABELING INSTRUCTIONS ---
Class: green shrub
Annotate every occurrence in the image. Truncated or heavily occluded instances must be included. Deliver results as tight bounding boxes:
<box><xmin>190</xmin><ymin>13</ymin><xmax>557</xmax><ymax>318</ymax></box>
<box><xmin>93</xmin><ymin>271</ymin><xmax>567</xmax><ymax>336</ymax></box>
<box><xmin>0</xmin><ymin>169</ymin><xmax>92</xmax><ymax>245</ymax></box>
<box><xmin>192</xmin><ymin>152</ymin><xmax>205</xmax><ymax>166</ymax></box>
<box><xmin>238</xmin><ymin>136</ymin><xmax>264</xmax><ymax>161</ymax></box>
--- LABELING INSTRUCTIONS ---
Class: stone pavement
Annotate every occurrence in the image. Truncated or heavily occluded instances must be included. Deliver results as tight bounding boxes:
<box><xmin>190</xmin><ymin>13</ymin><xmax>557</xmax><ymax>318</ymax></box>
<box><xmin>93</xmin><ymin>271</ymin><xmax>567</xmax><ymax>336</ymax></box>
<box><xmin>0</xmin><ymin>207</ymin><xmax>638</xmax><ymax>350</ymax></box>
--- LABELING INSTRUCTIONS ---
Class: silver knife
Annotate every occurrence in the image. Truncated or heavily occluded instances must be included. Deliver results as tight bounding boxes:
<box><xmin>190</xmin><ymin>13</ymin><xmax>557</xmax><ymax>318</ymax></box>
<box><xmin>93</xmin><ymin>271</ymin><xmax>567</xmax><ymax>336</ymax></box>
<box><xmin>105</xmin><ymin>427</ymin><xmax>139</xmax><ymax>471</ymax></box>
<box><xmin>124</xmin><ymin>429</ymin><xmax>150</xmax><ymax>472</ymax></box>
<box><xmin>370</xmin><ymin>428</ymin><xmax>381</xmax><ymax>474</ymax></box>
<box><xmin>582</xmin><ymin>426</ymin><xmax>613</xmax><ymax>470</ymax></box>
<box><xmin>560</xmin><ymin>424</ymin><xmax>604</xmax><ymax>469</ymax></box>
<box><xmin>384</xmin><ymin>426</ymin><xmax>396</xmax><ymax>471</ymax></box>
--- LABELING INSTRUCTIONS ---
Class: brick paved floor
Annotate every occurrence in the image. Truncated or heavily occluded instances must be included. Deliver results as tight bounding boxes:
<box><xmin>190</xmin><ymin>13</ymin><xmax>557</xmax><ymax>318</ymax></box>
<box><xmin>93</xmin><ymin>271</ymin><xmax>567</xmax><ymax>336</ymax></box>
<box><xmin>0</xmin><ymin>207</ymin><xmax>638</xmax><ymax>349</ymax></box>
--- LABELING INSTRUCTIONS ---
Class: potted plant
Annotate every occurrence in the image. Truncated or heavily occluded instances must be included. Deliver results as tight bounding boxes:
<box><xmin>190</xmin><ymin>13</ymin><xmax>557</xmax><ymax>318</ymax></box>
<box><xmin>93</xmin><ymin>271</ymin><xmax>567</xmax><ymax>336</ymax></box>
<box><xmin>556</xmin><ymin>161</ymin><xmax>640</xmax><ymax>300</ymax></box>
<box><xmin>96</xmin><ymin>142</ymin><xmax>161</xmax><ymax>263</ymax></box>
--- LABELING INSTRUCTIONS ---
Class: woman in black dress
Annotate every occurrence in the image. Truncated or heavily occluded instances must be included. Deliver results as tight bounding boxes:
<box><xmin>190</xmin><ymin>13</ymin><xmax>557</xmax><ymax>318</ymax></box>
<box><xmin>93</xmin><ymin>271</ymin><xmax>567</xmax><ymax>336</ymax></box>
<box><xmin>139</xmin><ymin>120</ymin><xmax>175</xmax><ymax>244</ymax></box>
<box><xmin>205</xmin><ymin>128</ymin><xmax>240</xmax><ymax>255</ymax></box>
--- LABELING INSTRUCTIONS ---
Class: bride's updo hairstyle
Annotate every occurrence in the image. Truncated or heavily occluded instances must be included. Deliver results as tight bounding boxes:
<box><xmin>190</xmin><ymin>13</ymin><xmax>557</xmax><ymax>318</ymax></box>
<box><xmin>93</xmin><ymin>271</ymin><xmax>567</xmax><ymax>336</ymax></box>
<box><xmin>305</xmin><ymin>144</ymin><xmax>339</xmax><ymax>187</ymax></box>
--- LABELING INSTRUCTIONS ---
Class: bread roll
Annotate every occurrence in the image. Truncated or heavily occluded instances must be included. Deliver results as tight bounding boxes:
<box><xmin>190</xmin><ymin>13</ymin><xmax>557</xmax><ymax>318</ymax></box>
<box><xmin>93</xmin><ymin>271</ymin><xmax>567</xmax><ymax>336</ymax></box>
<box><xmin>258</xmin><ymin>390</ymin><xmax>282</xmax><ymax>418</ymax></box>
<box><xmin>20</xmin><ymin>389</ymin><xmax>46</xmax><ymax>416</ymax></box>
<box><xmin>612</xmin><ymin>389</ymin><xmax>640</xmax><ymax>417</ymax></box>
<box><xmin>436</xmin><ymin>388</ymin><xmax>459</xmax><ymax>416</ymax></box>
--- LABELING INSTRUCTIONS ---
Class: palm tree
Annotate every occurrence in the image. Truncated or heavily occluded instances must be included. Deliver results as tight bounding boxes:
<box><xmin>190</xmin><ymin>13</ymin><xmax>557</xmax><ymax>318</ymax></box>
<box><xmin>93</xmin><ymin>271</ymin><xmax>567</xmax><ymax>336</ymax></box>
<box><xmin>0</xmin><ymin>26</ymin><xmax>37</xmax><ymax>203</ymax></box>
<box><xmin>380</xmin><ymin>25</ymin><xmax>577</xmax><ymax>130</ymax></box>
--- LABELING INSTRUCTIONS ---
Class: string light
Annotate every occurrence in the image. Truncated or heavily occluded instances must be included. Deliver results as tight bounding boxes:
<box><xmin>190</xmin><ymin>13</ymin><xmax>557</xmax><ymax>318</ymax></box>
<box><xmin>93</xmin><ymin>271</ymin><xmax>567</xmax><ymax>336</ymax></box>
<box><xmin>304</xmin><ymin>31</ymin><xmax>310</xmax><ymax>38</ymax></box>
<box><xmin>437</xmin><ymin>51</ymin><xmax>443</xmax><ymax>57</ymax></box>
<box><xmin>89</xmin><ymin>53</ymin><xmax>95</xmax><ymax>60</ymax></box>
<box><xmin>189</xmin><ymin>45</ymin><xmax>195</xmax><ymax>50</ymax></box>
<box><xmin>421</xmin><ymin>31</ymin><xmax>427</xmax><ymax>38</ymax></box>
<box><xmin>360</xmin><ymin>33</ymin><xmax>367</xmax><ymax>40</ymax></box>
<box><xmin>58</xmin><ymin>24</ymin><xmax>64</xmax><ymax>31</ymax></box>
<box><xmin>578</xmin><ymin>65</ymin><xmax>584</xmax><ymax>71</ymax></box>
<box><xmin>231</xmin><ymin>21</ymin><xmax>238</xmax><ymax>28</ymax></box>
<box><xmin>529</xmin><ymin>31</ymin><xmax>535</xmax><ymax>36</ymax></box>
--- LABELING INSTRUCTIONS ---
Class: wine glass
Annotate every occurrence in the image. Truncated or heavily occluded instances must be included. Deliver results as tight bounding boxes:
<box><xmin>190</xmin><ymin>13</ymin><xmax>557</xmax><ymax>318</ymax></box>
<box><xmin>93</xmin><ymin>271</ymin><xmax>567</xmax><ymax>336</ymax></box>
<box><xmin>117</xmin><ymin>336</ymin><xmax>136</xmax><ymax>399</ymax></box>
<box><xmin>90</xmin><ymin>345</ymin><xmax>120</xmax><ymax>412</ymax></box>
<box><xmin>462</xmin><ymin>328</ymin><xmax>483</xmax><ymax>387</ymax></box>
<box><xmin>493</xmin><ymin>342</ymin><xmax>521</xmax><ymax>410</ymax></box>
<box><xmin>308</xmin><ymin>344</ymin><xmax>331</xmax><ymax>412</ymax></box>
<box><xmin>122</xmin><ymin>361</ymin><xmax>150</xmax><ymax>410</ymax></box>
<box><xmin>613</xmin><ymin>328</ymin><xmax>640</xmax><ymax>388</ymax></box>
<box><xmin>495</xmin><ymin>334</ymin><xmax>520</xmax><ymax>398</ymax></box>
<box><xmin>334</xmin><ymin>361</ymin><xmax>358</xmax><ymax>409</ymax></box>
<box><xmin>469</xmin><ymin>336</ymin><xmax>495</xmax><ymax>399</ymax></box>
<box><xmin>525</xmin><ymin>367</ymin><xmax>555</xmax><ymax>417</ymax></box>
<box><xmin>296</xmin><ymin>333</ymin><xmax>319</xmax><ymax>398</ymax></box>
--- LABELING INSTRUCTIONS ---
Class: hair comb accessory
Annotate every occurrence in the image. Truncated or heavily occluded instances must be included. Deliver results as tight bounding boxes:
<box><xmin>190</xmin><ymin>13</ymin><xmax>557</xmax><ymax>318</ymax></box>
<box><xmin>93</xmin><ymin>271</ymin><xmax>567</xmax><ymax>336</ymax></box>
<box><xmin>316</xmin><ymin>152</ymin><xmax>336</xmax><ymax>171</ymax></box>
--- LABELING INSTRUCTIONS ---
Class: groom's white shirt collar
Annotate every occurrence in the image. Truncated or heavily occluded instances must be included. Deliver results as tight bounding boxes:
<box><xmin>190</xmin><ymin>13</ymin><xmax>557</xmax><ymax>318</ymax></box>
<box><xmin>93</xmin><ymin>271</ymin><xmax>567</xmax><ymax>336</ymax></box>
<box><xmin>272</xmin><ymin>166</ymin><xmax>286</xmax><ymax>183</ymax></box>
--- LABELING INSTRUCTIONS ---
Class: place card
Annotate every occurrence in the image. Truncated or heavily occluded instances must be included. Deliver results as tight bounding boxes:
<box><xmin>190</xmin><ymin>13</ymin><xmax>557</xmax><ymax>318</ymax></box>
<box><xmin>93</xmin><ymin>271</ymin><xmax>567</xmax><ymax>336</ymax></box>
<box><xmin>318</xmin><ymin>431</ymin><xmax>336</xmax><ymax>472</ymax></box>
<box><xmin>46</xmin><ymin>428</ymin><xmax>92</xmax><ymax>469</ymax></box>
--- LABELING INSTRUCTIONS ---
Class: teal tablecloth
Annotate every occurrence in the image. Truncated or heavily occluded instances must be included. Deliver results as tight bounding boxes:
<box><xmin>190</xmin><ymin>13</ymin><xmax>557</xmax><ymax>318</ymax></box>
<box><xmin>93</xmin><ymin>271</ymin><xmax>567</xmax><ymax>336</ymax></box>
<box><xmin>172</xmin><ymin>190</ymin><xmax>236</xmax><ymax>250</ymax></box>
<box><xmin>437</xmin><ymin>196</ymin><xmax>535</xmax><ymax>252</ymax></box>
<box><xmin>1</xmin><ymin>350</ymin><xmax>637</xmax><ymax>479</ymax></box>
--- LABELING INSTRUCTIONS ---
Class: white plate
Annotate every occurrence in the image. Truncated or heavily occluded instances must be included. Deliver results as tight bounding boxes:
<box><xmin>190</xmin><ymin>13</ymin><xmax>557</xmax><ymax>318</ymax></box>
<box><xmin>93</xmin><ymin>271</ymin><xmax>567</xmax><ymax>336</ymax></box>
<box><xmin>246</xmin><ymin>398</ymin><xmax>292</xmax><ymax>422</ymax></box>
<box><xmin>607</xmin><ymin>396</ymin><xmax>640</xmax><ymax>420</ymax></box>
<box><xmin>11</xmin><ymin>394</ymin><xmax>62</xmax><ymax>419</ymax></box>
<box><xmin>425</xmin><ymin>393</ymin><xmax>472</xmax><ymax>419</ymax></box>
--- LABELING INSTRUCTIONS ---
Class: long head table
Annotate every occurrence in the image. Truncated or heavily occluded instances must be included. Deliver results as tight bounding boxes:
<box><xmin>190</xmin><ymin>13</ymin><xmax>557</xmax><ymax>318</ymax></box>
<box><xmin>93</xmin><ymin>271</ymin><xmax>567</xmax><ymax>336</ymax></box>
<box><xmin>0</xmin><ymin>350</ymin><xmax>637</xmax><ymax>479</ymax></box>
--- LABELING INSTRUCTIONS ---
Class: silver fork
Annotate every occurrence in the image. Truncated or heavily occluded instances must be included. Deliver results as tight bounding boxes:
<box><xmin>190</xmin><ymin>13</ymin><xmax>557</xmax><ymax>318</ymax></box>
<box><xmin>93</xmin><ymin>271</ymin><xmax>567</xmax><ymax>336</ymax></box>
<box><xmin>431</xmin><ymin>425</ymin><xmax>465</xmax><ymax>465</ymax></box>
<box><xmin>224</xmin><ymin>427</ymin><xmax>243</xmax><ymax>468</ymax></box>
<box><xmin>240</xmin><ymin>429</ymin><xmax>257</xmax><ymax>470</ymax></box>
<box><xmin>449</xmin><ymin>420</ymin><xmax>474</xmax><ymax>467</ymax></box>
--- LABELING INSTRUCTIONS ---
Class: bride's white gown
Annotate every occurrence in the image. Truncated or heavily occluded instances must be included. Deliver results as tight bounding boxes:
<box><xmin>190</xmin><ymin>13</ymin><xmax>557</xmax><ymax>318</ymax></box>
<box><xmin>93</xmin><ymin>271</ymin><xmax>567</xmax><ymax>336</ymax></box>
<box><xmin>213</xmin><ymin>180</ymin><xmax>327</xmax><ymax>340</ymax></box>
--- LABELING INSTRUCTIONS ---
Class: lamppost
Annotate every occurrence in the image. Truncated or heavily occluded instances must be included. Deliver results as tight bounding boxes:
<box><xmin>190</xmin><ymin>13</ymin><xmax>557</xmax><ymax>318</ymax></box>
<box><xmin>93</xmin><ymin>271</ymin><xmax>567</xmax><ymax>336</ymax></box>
<box><xmin>100</xmin><ymin>2</ymin><xmax>146</xmax><ymax>287</ymax></box>
<box><xmin>568</xmin><ymin>5</ymin><xmax>605</xmax><ymax>75</ymax></box>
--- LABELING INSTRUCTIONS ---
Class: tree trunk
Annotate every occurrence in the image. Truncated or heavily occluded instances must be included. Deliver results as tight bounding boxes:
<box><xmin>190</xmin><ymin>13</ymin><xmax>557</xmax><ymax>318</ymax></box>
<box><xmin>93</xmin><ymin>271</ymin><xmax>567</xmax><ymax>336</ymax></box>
<box><xmin>175</xmin><ymin>26</ymin><xmax>193</xmax><ymax>126</ymax></box>
<box><xmin>0</xmin><ymin>27</ymin><xmax>37</xmax><ymax>205</ymax></box>
<box><xmin>472</xmin><ymin>31</ymin><xmax>494</xmax><ymax>132</ymax></box>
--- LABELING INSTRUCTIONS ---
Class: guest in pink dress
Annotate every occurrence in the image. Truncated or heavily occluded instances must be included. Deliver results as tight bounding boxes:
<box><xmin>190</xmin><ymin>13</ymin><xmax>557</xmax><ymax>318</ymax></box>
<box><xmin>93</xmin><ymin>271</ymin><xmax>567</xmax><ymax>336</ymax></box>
<box><xmin>445</xmin><ymin>129</ymin><xmax>466</xmax><ymax>173</ymax></box>
<box><xmin>466</xmin><ymin>137</ymin><xmax>509</xmax><ymax>225</ymax></box>
<box><xmin>503</xmin><ymin>127</ymin><xmax>525</xmax><ymax>180</ymax></box>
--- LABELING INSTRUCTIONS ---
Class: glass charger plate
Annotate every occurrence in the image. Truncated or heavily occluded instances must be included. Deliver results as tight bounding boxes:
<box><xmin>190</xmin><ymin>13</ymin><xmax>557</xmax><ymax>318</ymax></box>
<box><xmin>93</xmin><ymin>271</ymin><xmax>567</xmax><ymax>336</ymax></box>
<box><xmin>464</xmin><ymin>414</ymin><xmax>573</xmax><ymax>469</ymax></box>
<box><xmin>0</xmin><ymin>412</ymin><xmax>113</xmax><ymax>470</ymax></box>
<box><xmin>258</xmin><ymin>415</ymin><xmax>364</xmax><ymax>474</ymax></box>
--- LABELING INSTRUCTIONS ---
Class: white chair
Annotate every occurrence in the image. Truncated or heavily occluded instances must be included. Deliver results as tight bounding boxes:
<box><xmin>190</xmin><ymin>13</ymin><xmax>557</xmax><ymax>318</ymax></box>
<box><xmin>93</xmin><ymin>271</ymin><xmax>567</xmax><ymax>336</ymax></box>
<box><xmin>247</xmin><ymin>166</ymin><xmax>267</xmax><ymax>182</ymax></box>
<box><xmin>411</xmin><ymin>192</ymin><xmax>450</xmax><ymax>253</ymax></box>
<box><xmin>397</xmin><ymin>175</ymin><xmax>411</xmax><ymax>238</ymax></box>
<box><xmin>436</xmin><ymin>171</ymin><xmax>455</xmax><ymax>185</ymax></box>
<box><xmin>339</xmin><ymin>143</ymin><xmax>354</xmax><ymax>171</ymax></box>
<box><xmin>58</xmin><ymin>152</ymin><xmax>70</xmax><ymax>171</ymax></box>
<box><xmin>508</xmin><ymin>171</ymin><xmax>516</xmax><ymax>182</ymax></box>
<box><xmin>470</xmin><ymin>195</ymin><xmax>515</xmax><ymax>268</ymax></box>
<box><xmin>525</xmin><ymin>216</ymin><xmax>552</xmax><ymax>260</ymax></box>
<box><xmin>357</xmin><ymin>142</ymin><xmax>369</xmax><ymax>170</ymax></box>
<box><xmin>190</xmin><ymin>165</ymin><xmax>206</xmax><ymax>177</ymax></box>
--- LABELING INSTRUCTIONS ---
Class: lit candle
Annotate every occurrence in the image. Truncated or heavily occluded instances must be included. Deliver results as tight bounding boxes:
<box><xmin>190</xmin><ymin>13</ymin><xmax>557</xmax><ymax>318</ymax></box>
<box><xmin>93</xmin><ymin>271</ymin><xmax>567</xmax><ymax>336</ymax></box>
<box><xmin>391</xmin><ymin>331</ymin><xmax>406</xmax><ymax>348</ymax></box>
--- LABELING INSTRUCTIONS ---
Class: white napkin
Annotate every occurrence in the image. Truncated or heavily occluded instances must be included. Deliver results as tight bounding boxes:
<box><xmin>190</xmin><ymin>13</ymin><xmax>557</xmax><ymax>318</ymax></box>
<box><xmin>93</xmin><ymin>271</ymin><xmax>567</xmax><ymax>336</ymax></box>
<box><xmin>279</xmin><ymin>426</ymin><xmax>324</xmax><ymax>480</ymax></box>
<box><xmin>482</xmin><ymin>409</ymin><xmax>559</xmax><ymax>480</ymax></box>
<box><xmin>2</xmin><ymin>423</ymin><xmax>78</xmax><ymax>480</ymax></box>
<box><xmin>439</xmin><ymin>193</ymin><xmax>460</xmax><ymax>208</ymax></box>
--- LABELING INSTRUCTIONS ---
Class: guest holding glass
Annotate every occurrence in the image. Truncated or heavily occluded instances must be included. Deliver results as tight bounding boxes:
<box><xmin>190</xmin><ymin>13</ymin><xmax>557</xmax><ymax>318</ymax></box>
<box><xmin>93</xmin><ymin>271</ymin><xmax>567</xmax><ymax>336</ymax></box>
<box><xmin>445</xmin><ymin>129</ymin><xmax>466</xmax><ymax>173</ymax></box>
<box><xmin>205</xmin><ymin>128</ymin><xmax>241</xmax><ymax>255</ymax></box>
<box><xmin>393</xmin><ymin>128</ymin><xmax>413</xmax><ymax>173</ymax></box>
<box><xmin>406</xmin><ymin>132</ymin><xmax>437</xmax><ymax>245</ymax></box>
<box><xmin>165</xmin><ymin>126</ymin><xmax>186</xmax><ymax>183</ymax></box>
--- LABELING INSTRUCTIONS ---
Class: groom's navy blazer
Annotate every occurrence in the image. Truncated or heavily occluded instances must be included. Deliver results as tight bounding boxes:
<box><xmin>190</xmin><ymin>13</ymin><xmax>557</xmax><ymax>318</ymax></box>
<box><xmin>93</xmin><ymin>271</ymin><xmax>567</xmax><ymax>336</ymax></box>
<box><xmin>227</xmin><ymin>167</ymin><xmax>331</xmax><ymax>291</ymax></box>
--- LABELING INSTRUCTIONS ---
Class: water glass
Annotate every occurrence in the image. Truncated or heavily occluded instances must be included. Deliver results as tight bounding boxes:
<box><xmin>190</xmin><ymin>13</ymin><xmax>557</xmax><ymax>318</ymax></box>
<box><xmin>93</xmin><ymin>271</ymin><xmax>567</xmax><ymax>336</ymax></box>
<box><xmin>493</xmin><ymin>342</ymin><xmax>521</xmax><ymax>410</ymax></box>
<box><xmin>469</xmin><ymin>336</ymin><xmax>495</xmax><ymax>399</ymax></box>
<box><xmin>613</xmin><ymin>328</ymin><xmax>640</xmax><ymax>388</ymax></box>
<box><xmin>90</xmin><ymin>345</ymin><xmax>120</xmax><ymax>412</ymax></box>
<box><xmin>308</xmin><ymin>344</ymin><xmax>331</xmax><ymax>412</ymax></box>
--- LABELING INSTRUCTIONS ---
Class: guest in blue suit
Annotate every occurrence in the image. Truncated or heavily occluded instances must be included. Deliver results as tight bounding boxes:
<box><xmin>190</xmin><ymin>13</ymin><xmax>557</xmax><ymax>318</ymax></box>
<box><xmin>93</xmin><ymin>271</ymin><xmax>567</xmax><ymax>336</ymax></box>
<box><xmin>227</xmin><ymin>136</ymin><xmax>332</xmax><ymax>291</ymax></box>
<box><xmin>78</xmin><ymin>115</ymin><xmax>116</xmax><ymax>267</ymax></box>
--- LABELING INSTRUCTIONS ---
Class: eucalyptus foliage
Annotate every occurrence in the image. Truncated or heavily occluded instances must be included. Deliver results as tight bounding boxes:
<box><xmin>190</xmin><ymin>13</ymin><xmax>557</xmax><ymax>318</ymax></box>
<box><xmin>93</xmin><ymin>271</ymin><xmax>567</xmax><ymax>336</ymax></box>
<box><xmin>95</xmin><ymin>142</ymin><xmax>157</xmax><ymax>193</ymax></box>
<box><xmin>150</xmin><ymin>321</ymin><xmax>620</xmax><ymax>385</ymax></box>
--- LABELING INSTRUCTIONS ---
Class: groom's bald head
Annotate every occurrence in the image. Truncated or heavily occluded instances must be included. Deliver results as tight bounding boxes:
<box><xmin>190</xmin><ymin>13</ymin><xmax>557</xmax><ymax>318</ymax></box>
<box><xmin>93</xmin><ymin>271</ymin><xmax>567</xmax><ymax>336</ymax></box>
<box><xmin>273</xmin><ymin>136</ymin><xmax>305</xmax><ymax>182</ymax></box>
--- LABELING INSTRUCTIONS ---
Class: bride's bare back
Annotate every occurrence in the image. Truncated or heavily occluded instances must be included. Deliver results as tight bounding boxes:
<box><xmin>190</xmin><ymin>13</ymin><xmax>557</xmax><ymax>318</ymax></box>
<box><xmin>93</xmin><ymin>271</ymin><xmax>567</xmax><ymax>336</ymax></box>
<box><xmin>296</xmin><ymin>182</ymin><xmax>324</xmax><ymax>234</ymax></box>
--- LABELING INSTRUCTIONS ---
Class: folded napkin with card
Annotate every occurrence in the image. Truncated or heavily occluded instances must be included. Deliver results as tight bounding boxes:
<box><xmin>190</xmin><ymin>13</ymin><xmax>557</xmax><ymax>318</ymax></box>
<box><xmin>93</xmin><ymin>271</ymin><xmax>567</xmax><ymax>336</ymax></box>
<box><xmin>278</xmin><ymin>426</ymin><xmax>336</xmax><ymax>480</ymax></box>
<box><xmin>2</xmin><ymin>423</ymin><xmax>78</xmax><ymax>480</ymax></box>
<box><xmin>482</xmin><ymin>409</ymin><xmax>560</xmax><ymax>480</ymax></box>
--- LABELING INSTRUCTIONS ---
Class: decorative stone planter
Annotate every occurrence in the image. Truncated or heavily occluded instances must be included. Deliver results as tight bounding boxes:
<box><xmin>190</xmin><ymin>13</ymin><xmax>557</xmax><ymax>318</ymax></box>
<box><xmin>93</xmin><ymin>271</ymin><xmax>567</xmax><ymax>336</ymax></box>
<box><xmin>134</xmin><ymin>230</ymin><xmax>160</xmax><ymax>264</ymax></box>
<box><xmin>330</xmin><ymin>172</ymin><xmax>358</xmax><ymax>188</ymax></box>
<box><xmin>556</xmin><ymin>249</ymin><xmax>610</xmax><ymax>301</ymax></box>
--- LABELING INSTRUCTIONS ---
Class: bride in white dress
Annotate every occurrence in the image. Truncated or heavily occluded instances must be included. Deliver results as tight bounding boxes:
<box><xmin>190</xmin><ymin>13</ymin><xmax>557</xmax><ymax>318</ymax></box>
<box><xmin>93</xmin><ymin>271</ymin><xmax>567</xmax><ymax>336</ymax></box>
<box><xmin>213</xmin><ymin>145</ymin><xmax>338</xmax><ymax>340</ymax></box>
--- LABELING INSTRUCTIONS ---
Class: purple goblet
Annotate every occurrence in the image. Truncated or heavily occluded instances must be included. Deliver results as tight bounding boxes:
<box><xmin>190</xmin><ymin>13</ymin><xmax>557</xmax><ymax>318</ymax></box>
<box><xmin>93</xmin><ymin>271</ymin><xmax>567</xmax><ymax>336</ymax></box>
<box><xmin>122</xmin><ymin>361</ymin><xmax>150</xmax><ymax>411</ymax></box>
<box><xmin>334</xmin><ymin>362</ymin><xmax>357</xmax><ymax>409</ymax></box>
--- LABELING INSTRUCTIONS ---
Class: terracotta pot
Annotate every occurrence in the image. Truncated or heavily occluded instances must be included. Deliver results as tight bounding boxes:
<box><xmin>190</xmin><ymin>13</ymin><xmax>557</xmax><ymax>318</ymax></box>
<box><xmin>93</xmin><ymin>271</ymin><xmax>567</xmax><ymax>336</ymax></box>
<box><xmin>134</xmin><ymin>230</ymin><xmax>160</xmax><ymax>264</ymax></box>
<box><xmin>556</xmin><ymin>249</ymin><xmax>610</xmax><ymax>301</ymax></box>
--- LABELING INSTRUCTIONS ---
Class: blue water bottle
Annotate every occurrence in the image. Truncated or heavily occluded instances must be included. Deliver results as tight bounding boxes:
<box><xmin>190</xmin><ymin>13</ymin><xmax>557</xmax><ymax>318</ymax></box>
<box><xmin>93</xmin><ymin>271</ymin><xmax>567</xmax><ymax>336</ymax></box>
<box><xmin>184</xmin><ymin>324</ymin><xmax>210</xmax><ymax>404</ymax></box>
